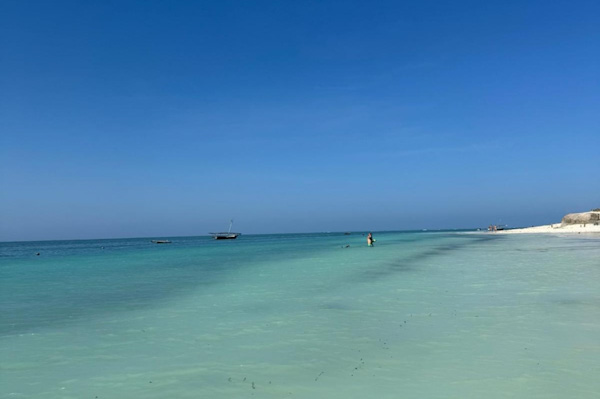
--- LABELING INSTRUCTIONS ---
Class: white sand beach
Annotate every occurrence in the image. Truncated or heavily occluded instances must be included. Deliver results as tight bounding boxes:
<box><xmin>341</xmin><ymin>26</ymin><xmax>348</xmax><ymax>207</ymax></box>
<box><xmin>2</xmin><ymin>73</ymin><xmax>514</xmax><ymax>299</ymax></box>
<box><xmin>498</xmin><ymin>223</ymin><xmax>600</xmax><ymax>234</ymax></box>
<box><xmin>493</xmin><ymin>210</ymin><xmax>600</xmax><ymax>234</ymax></box>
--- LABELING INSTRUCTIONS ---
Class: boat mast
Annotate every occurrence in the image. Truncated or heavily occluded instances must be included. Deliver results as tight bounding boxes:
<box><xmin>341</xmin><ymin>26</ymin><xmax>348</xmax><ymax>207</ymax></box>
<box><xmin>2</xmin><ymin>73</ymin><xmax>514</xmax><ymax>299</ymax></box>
<box><xmin>228</xmin><ymin>219</ymin><xmax>233</xmax><ymax>233</ymax></box>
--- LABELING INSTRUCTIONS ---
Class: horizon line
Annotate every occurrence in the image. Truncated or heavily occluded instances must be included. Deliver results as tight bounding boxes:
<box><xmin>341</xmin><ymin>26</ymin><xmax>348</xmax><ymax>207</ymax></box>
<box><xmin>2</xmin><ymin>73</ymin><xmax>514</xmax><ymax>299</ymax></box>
<box><xmin>0</xmin><ymin>227</ymin><xmax>498</xmax><ymax>244</ymax></box>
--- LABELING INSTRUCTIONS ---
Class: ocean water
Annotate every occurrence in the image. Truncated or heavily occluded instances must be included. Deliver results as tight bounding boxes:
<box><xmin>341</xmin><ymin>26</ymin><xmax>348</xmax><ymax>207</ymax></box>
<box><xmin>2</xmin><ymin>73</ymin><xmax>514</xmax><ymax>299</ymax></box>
<box><xmin>1</xmin><ymin>231</ymin><xmax>599</xmax><ymax>398</ymax></box>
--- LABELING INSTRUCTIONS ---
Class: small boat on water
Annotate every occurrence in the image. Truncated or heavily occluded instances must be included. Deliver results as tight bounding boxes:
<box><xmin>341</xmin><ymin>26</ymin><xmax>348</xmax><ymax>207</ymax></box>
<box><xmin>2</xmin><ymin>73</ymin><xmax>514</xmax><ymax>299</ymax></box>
<box><xmin>210</xmin><ymin>220</ymin><xmax>241</xmax><ymax>240</ymax></box>
<box><xmin>151</xmin><ymin>240</ymin><xmax>172</xmax><ymax>244</ymax></box>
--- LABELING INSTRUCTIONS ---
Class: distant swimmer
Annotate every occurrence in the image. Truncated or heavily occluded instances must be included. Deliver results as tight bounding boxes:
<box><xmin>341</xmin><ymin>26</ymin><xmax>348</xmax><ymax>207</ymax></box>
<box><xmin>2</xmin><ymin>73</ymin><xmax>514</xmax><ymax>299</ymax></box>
<box><xmin>367</xmin><ymin>233</ymin><xmax>375</xmax><ymax>247</ymax></box>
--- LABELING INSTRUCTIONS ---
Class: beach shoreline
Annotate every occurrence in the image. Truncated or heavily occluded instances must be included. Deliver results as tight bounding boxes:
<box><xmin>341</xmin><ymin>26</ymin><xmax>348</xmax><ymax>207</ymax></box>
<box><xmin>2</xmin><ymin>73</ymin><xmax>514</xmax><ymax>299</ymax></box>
<box><xmin>496</xmin><ymin>223</ymin><xmax>600</xmax><ymax>234</ymax></box>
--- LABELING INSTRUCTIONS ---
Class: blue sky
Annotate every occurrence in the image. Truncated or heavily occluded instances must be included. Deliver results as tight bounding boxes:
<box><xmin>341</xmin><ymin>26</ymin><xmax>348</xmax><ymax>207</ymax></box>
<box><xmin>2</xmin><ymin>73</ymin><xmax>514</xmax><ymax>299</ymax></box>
<box><xmin>1</xmin><ymin>0</ymin><xmax>599</xmax><ymax>241</ymax></box>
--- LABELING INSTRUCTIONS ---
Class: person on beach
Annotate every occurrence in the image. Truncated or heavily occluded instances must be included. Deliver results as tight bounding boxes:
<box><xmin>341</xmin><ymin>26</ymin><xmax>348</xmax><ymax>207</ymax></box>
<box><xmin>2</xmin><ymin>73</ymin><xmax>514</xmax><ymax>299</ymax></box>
<box><xmin>367</xmin><ymin>232</ymin><xmax>375</xmax><ymax>247</ymax></box>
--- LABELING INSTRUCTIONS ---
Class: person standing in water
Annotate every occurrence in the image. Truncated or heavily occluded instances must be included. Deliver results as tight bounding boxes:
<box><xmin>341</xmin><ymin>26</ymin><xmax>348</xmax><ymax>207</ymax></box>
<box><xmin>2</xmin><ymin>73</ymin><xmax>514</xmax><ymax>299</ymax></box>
<box><xmin>367</xmin><ymin>232</ymin><xmax>375</xmax><ymax>247</ymax></box>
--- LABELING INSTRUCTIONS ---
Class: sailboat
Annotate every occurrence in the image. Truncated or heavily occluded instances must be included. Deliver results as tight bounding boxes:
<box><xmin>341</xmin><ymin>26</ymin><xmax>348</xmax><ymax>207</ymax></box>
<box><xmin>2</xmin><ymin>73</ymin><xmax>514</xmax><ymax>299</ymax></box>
<box><xmin>210</xmin><ymin>220</ymin><xmax>241</xmax><ymax>240</ymax></box>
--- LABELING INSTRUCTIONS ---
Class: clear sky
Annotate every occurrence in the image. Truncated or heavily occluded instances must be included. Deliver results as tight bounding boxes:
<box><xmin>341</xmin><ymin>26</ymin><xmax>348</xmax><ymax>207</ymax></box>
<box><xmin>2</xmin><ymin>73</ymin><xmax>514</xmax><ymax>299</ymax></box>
<box><xmin>1</xmin><ymin>0</ymin><xmax>599</xmax><ymax>241</ymax></box>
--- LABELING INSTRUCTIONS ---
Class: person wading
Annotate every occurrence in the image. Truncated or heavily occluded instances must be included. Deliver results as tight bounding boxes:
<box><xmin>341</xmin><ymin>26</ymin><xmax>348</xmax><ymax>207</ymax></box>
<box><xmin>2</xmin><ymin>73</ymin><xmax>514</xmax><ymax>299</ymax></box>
<box><xmin>367</xmin><ymin>232</ymin><xmax>375</xmax><ymax>247</ymax></box>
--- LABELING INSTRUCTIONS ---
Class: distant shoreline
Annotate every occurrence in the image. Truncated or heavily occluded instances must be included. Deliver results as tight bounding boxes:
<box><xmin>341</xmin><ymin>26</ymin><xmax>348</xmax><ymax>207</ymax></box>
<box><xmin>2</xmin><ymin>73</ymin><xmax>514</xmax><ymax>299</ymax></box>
<box><xmin>496</xmin><ymin>223</ymin><xmax>600</xmax><ymax>234</ymax></box>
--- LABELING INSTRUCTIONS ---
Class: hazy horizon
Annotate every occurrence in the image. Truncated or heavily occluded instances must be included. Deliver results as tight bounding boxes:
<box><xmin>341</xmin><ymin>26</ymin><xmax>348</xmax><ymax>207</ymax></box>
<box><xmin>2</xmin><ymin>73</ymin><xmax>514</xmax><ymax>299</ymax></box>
<box><xmin>0</xmin><ymin>217</ymin><xmax>586</xmax><ymax>243</ymax></box>
<box><xmin>0</xmin><ymin>227</ymin><xmax>520</xmax><ymax>243</ymax></box>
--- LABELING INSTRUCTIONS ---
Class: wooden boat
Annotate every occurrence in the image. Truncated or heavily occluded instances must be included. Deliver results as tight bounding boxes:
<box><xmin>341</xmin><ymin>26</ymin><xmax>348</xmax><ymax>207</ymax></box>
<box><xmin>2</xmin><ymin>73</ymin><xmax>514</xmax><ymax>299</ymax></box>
<box><xmin>210</xmin><ymin>220</ymin><xmax>241</xmax><ymax>240</ymax></box>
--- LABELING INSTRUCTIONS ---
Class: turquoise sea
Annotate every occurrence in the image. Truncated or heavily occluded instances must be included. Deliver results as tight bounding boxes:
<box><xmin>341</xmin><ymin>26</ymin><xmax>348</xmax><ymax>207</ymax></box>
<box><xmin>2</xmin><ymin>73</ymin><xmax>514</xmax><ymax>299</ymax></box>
<box><xmin>1</xmin><ymin>231</ymin><xmax>599</xmax><ymax>398</ymax></box>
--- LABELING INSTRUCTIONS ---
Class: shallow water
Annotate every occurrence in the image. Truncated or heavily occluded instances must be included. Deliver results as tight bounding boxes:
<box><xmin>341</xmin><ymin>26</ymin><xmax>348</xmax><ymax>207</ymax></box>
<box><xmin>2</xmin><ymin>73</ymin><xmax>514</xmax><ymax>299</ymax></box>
<box><xmin>1</xmin><ymin>232</ymin><xmax>599</xmax><ymax>398</ymax></box>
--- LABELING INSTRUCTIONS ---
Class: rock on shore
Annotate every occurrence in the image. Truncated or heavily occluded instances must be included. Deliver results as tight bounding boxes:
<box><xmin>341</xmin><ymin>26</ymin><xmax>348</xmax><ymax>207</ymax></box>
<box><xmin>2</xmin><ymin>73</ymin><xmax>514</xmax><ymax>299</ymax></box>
<box><xmin>561</xmin><ymin>211</ymin><xmax>600</xmax><ymax>225</ymax></box>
